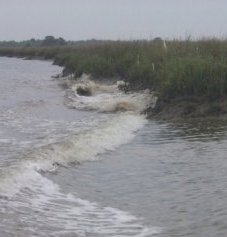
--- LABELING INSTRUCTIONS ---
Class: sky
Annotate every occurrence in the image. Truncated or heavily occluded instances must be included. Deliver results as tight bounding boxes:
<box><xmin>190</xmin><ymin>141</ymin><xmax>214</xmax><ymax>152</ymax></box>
<box><xmin>0</xmin><ymin>0</ymin><xmax>227</xmax><ymax>41</ymax></box>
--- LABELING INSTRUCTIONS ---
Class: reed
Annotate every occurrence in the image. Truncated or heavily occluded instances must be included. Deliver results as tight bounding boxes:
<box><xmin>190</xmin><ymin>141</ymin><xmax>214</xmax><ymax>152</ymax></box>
<box><xmin>1</xmin><ymin>38</ymin><xmax>227</xmax><ymax>99</ymax></box>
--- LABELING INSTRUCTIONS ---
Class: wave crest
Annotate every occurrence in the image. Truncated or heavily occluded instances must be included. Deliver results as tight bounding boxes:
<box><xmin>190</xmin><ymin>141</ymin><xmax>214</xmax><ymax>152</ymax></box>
<box><xmin>65</xmin><ymin>76</ymin><xmax>156</xmax><ymax>113</ymax></box>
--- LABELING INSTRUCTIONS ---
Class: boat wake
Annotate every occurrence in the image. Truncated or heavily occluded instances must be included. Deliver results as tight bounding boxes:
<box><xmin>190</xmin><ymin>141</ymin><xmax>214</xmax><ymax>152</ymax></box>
<box><xmin>0</xmin><ymin>74</ymin><xmax>160</xmax><ymax>236</ymax></box>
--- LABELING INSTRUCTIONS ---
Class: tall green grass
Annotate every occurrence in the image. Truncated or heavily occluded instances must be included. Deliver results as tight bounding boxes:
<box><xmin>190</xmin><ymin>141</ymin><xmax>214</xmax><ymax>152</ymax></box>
<box><xmin>1</xmin><ymin>39</ymin><xmax>227</xmax><ymax>99</ymax></box>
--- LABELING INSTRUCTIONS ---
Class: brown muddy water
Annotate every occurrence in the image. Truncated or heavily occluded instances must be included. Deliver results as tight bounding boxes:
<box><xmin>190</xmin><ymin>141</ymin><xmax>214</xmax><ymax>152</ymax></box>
<box><xmin>0</xmin><ymin>57</ymin><xmax>227</xmax><ymax>237</ymax></box>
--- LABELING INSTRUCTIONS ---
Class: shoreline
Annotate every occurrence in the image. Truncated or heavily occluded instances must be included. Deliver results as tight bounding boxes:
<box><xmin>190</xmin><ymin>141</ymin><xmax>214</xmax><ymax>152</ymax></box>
<box><xmin>1</xmin><ymin>52</ymin><xmax>227</xmax><ymax>121</ymax></box>
<box><xmin>145</xmin><ymin>96</ymin><xmax>227</xmax><ymax>121</ymax></box>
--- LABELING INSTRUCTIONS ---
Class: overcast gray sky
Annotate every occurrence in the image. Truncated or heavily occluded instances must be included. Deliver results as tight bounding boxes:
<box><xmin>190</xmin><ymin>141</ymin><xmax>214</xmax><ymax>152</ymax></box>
<box><xmin>0</xmin><ymin>0</ymin><xmax>227</xmax><ymax>41</ymax></box>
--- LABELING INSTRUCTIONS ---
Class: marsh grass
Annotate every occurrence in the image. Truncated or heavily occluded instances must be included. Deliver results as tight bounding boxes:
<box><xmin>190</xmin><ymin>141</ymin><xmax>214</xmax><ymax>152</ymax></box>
<box><xmin>1</xmin><ymin>39</ymin><xmax>227</xmax><ymax>99</ymax></box>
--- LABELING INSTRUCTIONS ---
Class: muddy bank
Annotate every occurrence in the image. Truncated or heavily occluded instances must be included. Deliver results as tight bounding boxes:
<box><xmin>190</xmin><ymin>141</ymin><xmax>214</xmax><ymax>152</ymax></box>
<box><xmin>1</xmin><ymin>54</ymin><xmax>227</xmax><ymax>121</ymax></box>
<box><xmin>145</xmin><ymin>96</ymin><xmax>227</xmax><ymax>120</ymax></box>
<box><xmin>58</xmin><ymin>74</ymin><xmax>227</xmax><ymax>121</ymax></box>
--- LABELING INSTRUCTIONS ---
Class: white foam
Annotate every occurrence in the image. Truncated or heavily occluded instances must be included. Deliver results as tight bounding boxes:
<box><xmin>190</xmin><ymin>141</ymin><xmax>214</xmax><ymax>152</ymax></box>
<box><xmin>0</xmin><ymin>76</ymin><xmax>161</xmax><ymax>236</ymax></box>
<box><xmin>67</xmin><ymin>78</ymin><xmax>156</xmax><ymax>113</ymax></box>
<box><xmin>0</xmin><ymin>112</ymin><xmax>159</xmax><ymax>236</ymax></box>
<box><xmin>71</xmin><ymin>74</ymin><xmax>120</xmax><ymax>96</ymax></box>
<box><xmin>0</xmin><ymin>78</ymin><xmax>151</xmax><ymax>194</ymax></box>
<box><xmin>0</xmin><ymin>111</ymin><xmax>146</xmax><ymax>197</ymax></box>
<box><xmin>0</xmin><ymin>164</ymin><xmax>160</xmax><ymax>237</ymax></box>
<box><xmin>25</xmin><ymin>113</ymin><xmax>147</xmax><ymax>171</ymax></box>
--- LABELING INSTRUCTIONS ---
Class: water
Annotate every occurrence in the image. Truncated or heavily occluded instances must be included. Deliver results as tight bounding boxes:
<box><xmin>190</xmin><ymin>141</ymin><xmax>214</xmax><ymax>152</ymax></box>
<box><xmin>1</xmin><ymin>57</ymin><xmax>227</xmax><ymax>237</ymax></box>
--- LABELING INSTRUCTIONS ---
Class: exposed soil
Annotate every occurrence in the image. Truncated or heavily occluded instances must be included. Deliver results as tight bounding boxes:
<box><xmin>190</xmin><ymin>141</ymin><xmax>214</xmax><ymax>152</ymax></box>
<box><xmin>145</xmin><ymin>96</ymin><xmax>227</xmax><ymax>121</ymax></box>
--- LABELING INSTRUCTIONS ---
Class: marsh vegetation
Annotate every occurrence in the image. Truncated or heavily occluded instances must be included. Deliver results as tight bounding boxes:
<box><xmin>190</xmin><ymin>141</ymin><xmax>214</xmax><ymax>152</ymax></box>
<box><xmin>1</xmin><ymin>38</ymin><xmax>227</xmax><ymax>118</ymax></box>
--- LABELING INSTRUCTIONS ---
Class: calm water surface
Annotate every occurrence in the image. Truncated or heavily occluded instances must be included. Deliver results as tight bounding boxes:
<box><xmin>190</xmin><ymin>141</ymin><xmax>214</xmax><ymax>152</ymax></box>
<box><xmin>1</xmin><ymin>57</ymin><xmax>227</xmax><ymax>237</ymax></box>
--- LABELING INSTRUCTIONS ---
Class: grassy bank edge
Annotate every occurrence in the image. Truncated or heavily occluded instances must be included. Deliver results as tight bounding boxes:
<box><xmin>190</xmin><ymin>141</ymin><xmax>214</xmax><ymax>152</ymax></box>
<box><xmin>1</xmin><ymin>40</ymin><xmax>227</xmax><ymax>120</ymax></box>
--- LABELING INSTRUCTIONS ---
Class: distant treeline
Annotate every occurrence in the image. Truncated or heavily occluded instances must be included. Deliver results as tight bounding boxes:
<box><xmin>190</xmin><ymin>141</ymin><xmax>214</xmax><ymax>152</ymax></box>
<box><xmin>0</xmin><ymin>36</ymin><xmax>117</xmax><ymax>48</ymax></box>
<box><xmin>0</xmin><ymin>36</ymin><xmax>68</xmax><ymax>48</ymax></box>
<box><xmin>1</xmin><ymin>38</ymin><xmax>227</xmax><ymax>100</ymax></box>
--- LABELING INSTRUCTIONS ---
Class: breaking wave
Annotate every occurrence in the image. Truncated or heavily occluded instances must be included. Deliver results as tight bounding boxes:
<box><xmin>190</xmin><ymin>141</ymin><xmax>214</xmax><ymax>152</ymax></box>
<box><xmin>0</xmin><ymin>73</ymin><xmax>160</xmax><ymax>236</ymax></box>
<box><xmin>0</xmin><ymin>76</ymin><xmax>153</xmax><ymax>193</ymax></box>
<box><xmin>65</xmin><ymin>75</ymin><xmax>156</xmax><ymax>113</ymax></box>
<box><xmin>0</xmin><ymin>163</ymin><xmax>160</xmax><ymax>236</ymax></box>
